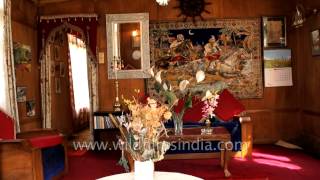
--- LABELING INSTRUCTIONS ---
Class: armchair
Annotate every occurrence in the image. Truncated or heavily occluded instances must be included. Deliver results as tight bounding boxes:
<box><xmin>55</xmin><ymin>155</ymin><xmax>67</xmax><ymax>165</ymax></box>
<box><xmin>0</xmin><ymin>110</ymin><xmax>68</xmax><ymax>180</ymax></box>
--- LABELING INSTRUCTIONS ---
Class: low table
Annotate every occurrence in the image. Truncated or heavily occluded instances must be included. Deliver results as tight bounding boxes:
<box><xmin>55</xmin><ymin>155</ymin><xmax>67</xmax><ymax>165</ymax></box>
<box><xmin>97</xmin><ymin>171</ymin><xmax>203</xmax><ymax>180</ymax></box>
<box><xmin>162</xmin><ymin>127</ymin><xmax>232</xmax><ymax>177</ymax></box>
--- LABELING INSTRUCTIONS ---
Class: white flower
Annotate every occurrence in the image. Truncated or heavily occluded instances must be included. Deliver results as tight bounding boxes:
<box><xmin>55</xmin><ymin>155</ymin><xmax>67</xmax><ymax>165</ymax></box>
<box><xmin>163</xmin><ymin>83</ymin><xmax>168</xmax><ymax>91</ymax></box>
<box><xmin>179</xmin><ymin>80</ymin><xmax>189</xmax><ymax>91</ymax></box>
<box><xmin>155</xmin><ymin>70</ymin><xmax>163</xmax><ymax>84</ymax></box>
<box><xmin>196</xmin><ymin>70</ymin><xmax>205</xmax><ymax>83</ymax></box>
<box><xmin>149</xmin><ymin>66</ymin><xmax>155</xmax><ymax>77</ymax></box>
<box><xmin>202</xmin><ymin>90</ymin><xmax>214</xmax><ymax>101</ymax></box>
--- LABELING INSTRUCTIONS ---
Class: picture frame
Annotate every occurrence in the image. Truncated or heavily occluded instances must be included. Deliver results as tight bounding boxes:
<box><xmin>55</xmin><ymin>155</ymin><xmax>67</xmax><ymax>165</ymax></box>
<box><xmin>263</xmin><ymin>16</ymin><xmax>287</xmax><ymax>48</ymax></box>
<box><xmin>26</xmin><ymin>100</ymin><xmax>36</xmax><ymax>117</ymax></box>
<box><xmin>16</xmin><ymin>86</ymin><xmax>27</xmax><ymax>102</ymax></box>
<box><xmin>59</xmin><ymin>62</ymin><xmax>66</xmax><ymax>77</ymax></box>
<box><xmin>311</xmin><ymin>29</ymin><xmax>320</xmax><ymax>56</ymax></box>
<box><xmin>55</xmin><ymin>77</ymin><xmax>61</xmax><ymax>94</ymax></box>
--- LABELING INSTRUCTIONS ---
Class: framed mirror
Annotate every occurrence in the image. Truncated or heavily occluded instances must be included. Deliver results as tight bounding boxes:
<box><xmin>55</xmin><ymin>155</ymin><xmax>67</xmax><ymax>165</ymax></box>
<box><xmin>106</xmin><ymin>13</ymin><xmax>150</xmax><ymax>79</ymax></box>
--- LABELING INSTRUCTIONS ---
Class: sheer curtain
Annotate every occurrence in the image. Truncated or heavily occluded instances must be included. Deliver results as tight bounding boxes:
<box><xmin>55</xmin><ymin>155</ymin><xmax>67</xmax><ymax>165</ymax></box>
<box><xmin>67</xmin><ymin>34</ymin><xmax>90</xmax><ymax>115</ymax></box>
<box><xmin>0</xmin><ymin>0</ymin><xmax>19</xmax><ymax>131</ymax></box>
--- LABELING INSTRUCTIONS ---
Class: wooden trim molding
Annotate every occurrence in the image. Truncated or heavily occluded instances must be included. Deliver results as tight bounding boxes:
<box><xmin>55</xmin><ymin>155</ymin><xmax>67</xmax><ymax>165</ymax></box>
<box><xmin>245</xmin><ymin>108</ymin><xmax>299</xmax><ymax>114</ymax></box>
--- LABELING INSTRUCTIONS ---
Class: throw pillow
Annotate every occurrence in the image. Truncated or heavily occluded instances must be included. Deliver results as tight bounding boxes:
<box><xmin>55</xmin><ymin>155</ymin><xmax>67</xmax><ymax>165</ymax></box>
<box><xmin>214</xmin><ymin>89</ymin><xmax>245</xmax><ymax>121</ymax></box>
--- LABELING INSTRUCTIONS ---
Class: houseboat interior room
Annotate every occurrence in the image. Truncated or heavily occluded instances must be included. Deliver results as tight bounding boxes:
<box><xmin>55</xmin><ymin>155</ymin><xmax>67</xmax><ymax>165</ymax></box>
<box><xmin>1</xmin><ymin>0</ymin><xmax>320</xmax><ymax>179</ymax></box>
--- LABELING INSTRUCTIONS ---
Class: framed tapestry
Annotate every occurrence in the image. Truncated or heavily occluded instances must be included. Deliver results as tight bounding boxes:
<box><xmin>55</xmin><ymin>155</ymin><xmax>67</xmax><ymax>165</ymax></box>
<box><xmin>148</xmin><ymin>19</ymin><xmax>263</xmax><ymax>99</ymax></box>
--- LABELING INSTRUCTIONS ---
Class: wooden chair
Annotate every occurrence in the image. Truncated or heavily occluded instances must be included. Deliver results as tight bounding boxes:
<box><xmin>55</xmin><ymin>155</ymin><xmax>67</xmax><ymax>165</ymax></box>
<box><xmin>0</xmin><ymin>110</ymin><xmax>68</xmax><ymax>180</ymax></box>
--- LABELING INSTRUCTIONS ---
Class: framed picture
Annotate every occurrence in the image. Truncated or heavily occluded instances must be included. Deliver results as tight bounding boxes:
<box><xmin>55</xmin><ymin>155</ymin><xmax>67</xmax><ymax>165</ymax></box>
<box><xmin>59</xmin><ymin>62</ymin><xmax>66</xmax><ymax>77</ymax></box>
<box><xmin>26</xmin><ymin>100</ymin><xmax>36</xmax><ymax>117</ymax></box>
<box><xmin>55</xmin><ymin>78</ymin><xmax>61</xmax><ymax>94</ymax></box>
<box><xmin>263</xmin><ymin>16</ymin><xmax>287</xmax><ymax>48</ymax></box>
<box><xmin>16</xmin><ymin>86</ymin><xmax>27</xmax><ymax>102</ymax></box>
<box><xmin>264</xmin><ymin>49</ymin><xmax>293</xmax><ymax>87</ymax></box>
<box><xmin>311</xmin><ymin>29</ymin><xmax>320</xmax><ymax>56</ymax></box>
<box><xmin>148</xmin><ymin>18</ymin><xmax>263</xmax><ymax>99</ymax></box>
<box><xmin>13</xmin><ymin>42</ymin><xmax>32</xmax><ymax>64</ymax></box>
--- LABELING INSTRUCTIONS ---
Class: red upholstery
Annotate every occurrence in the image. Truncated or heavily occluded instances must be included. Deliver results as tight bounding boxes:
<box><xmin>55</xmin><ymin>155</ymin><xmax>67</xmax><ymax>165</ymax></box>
<box><xmin>0</xmin><ymin>110</ymin><xmax>15</xmax><ymax>140</ymax></box>
<box><xmin>174</xmin><ymin>97</ymin><xmax>205</xmax><ymax>123</ymax></box>
<box><xmin>214</xmin><ymin>89</ymin><xmax>245</xmax><ymax>121</ymax></box>
<box><xmin>29</xmin><ymin>135</ymin><xmax>64</xmax><ymax>148</ymax></box>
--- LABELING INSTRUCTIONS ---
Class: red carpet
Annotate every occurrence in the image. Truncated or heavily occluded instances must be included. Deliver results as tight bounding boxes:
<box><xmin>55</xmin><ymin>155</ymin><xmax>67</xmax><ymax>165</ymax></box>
<box><xmin>67</xmin><ymin>149</ymin><xmax>88</xmax><ymax>157</ymax></box>
<box><xmin>61</xmin><ymin>145</ymin><xmax>320</xmax><ymax>180</ymax></box>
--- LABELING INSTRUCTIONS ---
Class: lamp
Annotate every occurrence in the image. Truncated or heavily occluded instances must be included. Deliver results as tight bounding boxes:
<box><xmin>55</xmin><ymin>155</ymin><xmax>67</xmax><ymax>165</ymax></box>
<box><xmin>156</xmin><ymin>0</ymin><xmax>170</xmax><ymax>6</ymax></box>
<box><xmin>131</xmin><ymin>30</ymin><xmax>140</xmax><ymax>48</ymax></box>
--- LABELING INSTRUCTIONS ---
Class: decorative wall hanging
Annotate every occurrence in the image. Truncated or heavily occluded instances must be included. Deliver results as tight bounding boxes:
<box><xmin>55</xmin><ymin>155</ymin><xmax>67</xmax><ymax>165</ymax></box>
<box><xmin>174</xmin><ymin>0</ymin><xmax>211</xmax><ymax>22</ymax></box>
<box><xmin>148</xmin><ymin>19</ymin><xmax>263</xmax><ymax>99</ymax></box>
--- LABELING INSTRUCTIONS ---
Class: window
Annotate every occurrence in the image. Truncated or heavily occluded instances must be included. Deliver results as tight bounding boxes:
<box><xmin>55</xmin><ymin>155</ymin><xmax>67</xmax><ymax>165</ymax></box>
<box><xmin>67</xmin><ymin>34</ymin><xmax>90</xmax><ymax>114</ymax></box>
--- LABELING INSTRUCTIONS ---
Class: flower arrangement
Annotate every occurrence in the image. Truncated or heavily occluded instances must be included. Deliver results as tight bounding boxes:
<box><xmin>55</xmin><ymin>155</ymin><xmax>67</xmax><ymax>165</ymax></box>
<box><xmin>118</xmin><ymin>89</ymin><xmax>172</xmax><ymax>169</ymax></box>
<box><xmin>149</xmin><ymin>66</ymin><xmax>217</xmax><ymax>134</ymax></box>
<box><xmin>201</xmin><ymin>89</ymin><xmax>220</xmax><ymax>120</ymax></box>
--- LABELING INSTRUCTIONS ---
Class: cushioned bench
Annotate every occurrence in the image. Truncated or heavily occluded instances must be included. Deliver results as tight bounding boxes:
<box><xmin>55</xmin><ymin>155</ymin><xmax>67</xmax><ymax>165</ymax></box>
<box><xmin>164</xmin><ymin>116</ymin><xmax>252</xmax><ymax>159</ymax></box>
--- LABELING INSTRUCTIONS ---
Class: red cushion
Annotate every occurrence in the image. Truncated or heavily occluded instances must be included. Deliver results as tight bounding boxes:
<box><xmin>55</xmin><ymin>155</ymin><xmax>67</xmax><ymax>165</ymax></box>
<box><xmin>29</xmin><ymin>135</ymin><xmax>63</xmax><ymax>148</ymax></box>
<box><xmin>174</xmin><ymin>97</ymin><xmax>205</xmax><ymax>123</ymax></box>
<box><xmin>214</xmin><ymin>89</ymin><xmax>245</xmax><ymax>121</ymax></box>
<box><xmin>0</xmin><ymin>110</ymin><xmax>15</xmax><ymax>140</ymax></box>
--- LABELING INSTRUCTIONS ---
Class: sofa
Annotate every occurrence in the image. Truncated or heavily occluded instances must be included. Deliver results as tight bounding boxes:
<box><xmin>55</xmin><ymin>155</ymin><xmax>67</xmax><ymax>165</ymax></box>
<box><xmin>0</xmin><ymin>110</ymin><xmax>68</xmax><ymax>180</ymax></box>
<box><xmin>164</xmin><ymin>89</ymin><xmax>252</xmax><ymax>159</ymax></box>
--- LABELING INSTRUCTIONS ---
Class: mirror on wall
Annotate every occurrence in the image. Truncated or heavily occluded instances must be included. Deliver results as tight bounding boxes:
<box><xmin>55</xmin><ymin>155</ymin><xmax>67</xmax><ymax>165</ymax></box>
<box><xmin>106</xmin><ymin>13</ymin><xmax>150</xmax><ymax>79</ymax></box>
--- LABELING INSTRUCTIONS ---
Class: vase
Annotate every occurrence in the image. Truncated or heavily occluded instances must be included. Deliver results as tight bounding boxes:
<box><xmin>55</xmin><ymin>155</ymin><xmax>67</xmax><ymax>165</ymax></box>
<box><xmin>134</xmin><ymin>160</ymin><xmax>154</xmax><ymax>180</ymax></box>
<box><xmin>173</xmin><ymin>117</ymin><xmax>183</xmax><ymax>135</ymax></box>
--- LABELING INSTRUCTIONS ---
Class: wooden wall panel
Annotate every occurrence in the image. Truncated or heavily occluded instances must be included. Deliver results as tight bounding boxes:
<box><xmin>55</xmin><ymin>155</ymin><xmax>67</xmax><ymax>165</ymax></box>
<box><xmin>35</xmin><ymin>0</ymin><xmax>300</xmax><ymax>143</ymax></box>
<box><xmin>12</xmin><ymin>0</ymin><xmax>41</xmax><ymax>131</ymax></box>
<box><xmin>297</xmin><ymin>0</ymin><xmax>320</xmax><ymax>156</ymax></box>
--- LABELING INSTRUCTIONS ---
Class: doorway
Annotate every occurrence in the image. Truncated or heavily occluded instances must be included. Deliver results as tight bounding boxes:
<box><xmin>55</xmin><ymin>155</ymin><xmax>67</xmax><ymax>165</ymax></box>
<box><xmin>40</xmin><ymin>23</ymin><xmax>98</xmax><ymax>140</ymax></box>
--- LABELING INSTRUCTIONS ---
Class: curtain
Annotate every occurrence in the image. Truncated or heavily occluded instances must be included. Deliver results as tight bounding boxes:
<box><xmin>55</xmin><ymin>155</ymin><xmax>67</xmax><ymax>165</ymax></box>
<box><xmin>0</xmin><ymin>0</ymin><xmax>19</xmax><ymax>132</ymax></box>
<box><xmin>67</xmin><ymin>34</ymin><xmax>90</xmax><ymax>114</ymax></box>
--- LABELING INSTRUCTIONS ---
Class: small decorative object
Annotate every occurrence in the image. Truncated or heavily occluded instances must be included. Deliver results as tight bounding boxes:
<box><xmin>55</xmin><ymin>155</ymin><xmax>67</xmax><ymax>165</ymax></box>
<box><xmin>201</xmin><ymin>90</ymin><xmax>219</xmax><ymax>135</ymax></box>
<box><xmin>26</xmin><ymin>100</ymin><xmax>36</xmax><ymax>117</ymax></box>
<box><xmin>156</xmin><ymin>0</ymin><xmax>170</xmax><ymax>6</ymax></box>
<box><xmin>264</xmin><ymin>49</ymin><xmax>293</xmax><ymax>87</ymax></box>
<box><xmin>174</xmin><ymin>0</ymin><xmax>211</xmax><ymax>22</ymax></box>
<box><xmin>263</xmin><ymin>16</ymin><xmax>287</xmax><ymax>48</ymax></box>
<box><xmin>16</xmin><ymin>86</ymin><xmax>27</xmax><ymax>103</ymax></box>
<box><xmin>292</xmin><ymin>4</ymin><xmax>306</xmax><ymax>28</ymax></box>
<box><xmin>13</xmin><ymin>42</ymin><xmax>32</xmax><ymax>64</ymax></box>
<box><xmin>311</xmin><ymin>29</ymin><xmax>320</xmax><ymax>56</ymax></box>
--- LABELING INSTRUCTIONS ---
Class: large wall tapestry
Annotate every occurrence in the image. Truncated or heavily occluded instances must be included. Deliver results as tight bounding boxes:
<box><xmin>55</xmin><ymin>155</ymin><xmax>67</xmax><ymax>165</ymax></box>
<box><xmin>148</xmin><ymin>19</ymin><xmax>263</xmax><ymax>99</ymax></box>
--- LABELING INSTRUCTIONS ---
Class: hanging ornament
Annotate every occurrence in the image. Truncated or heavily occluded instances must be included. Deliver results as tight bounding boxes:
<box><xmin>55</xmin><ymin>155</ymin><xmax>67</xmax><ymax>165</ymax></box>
<box><xmin>156</xmin><ymin>0</ymin><xmax>170</xmax><ymax>6</ymax></box>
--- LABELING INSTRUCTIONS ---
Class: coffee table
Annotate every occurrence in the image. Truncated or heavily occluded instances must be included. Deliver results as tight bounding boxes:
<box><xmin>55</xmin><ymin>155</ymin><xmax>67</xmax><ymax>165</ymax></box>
<box><xmin>162</xmin><ymin>127</ymin><xmax>232</xmax><ymax>177</ymax></box>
